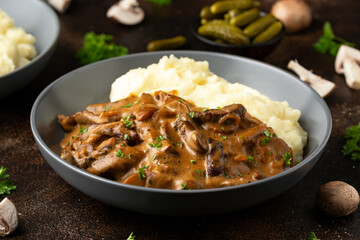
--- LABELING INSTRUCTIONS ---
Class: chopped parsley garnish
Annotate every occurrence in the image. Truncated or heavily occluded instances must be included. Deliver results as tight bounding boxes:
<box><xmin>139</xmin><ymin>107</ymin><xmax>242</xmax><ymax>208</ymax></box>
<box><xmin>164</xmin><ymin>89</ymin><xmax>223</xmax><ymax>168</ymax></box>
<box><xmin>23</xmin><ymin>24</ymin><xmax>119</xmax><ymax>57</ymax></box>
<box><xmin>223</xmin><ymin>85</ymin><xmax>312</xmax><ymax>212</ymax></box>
<box><xmin>190</xmin><ymin>160</ymin><xmax>196</xmax><ymax>164</ymax></box>
<box><xmin>283</xmin><ymin>152</ymin><xmax>292</xmax><ymax>165</ymax></box>
<box><xmin>66</xmin><ymin>141</ymin><xmax>70</xmax><ymax>146</ymax></box>
<box><xmin>216</xmin><ymin>106</ymin><xmax>221</xmax><ymax>109</ymax></box>
<box><xmin>155</xmin><ymin>135</ymin><xmax>165</xmax><ymax>141</ymax></box>
<box><xmin>237</xmin><ymin>172</ymin><xmax>243</xmax><ymax>177</ymax></box>
<box><xmin>224</xmin><ymin>171</ymin><xmax>230</xmax><ymax>179</ymax></box>
<box><xmin>248</xmin><ymin>156</ymin><xmax>254</xmax><ymax>164</ymax></box>
<box><xmin>261</xmin><ymin>130</ymin><xmax>273</xmax><ymax>146</ymax></box>
<box><xmin>181</xmin><ymin>182</ymin><xmax>189</xmax><ymax>190</ymax></box>
<box><xmin>127</xmin><ymin>232</ymin><xmax>136</xmax><ymax>240</ymax></box>
<box><xmin>138</xmin><ymin>166</ymin><xmax>147</xmax><ymax>179</ymax></box>
<box><xmin>0</xmin><ymin>166</ymin><xmax>16</xmax><ymax>195</ymax></box>
<box><xmin>121</xmin><ymin>103</ymin><xmax>133</xmax><ymax>108</ymax></box>
<box><xmin>342</xmin><ymin>123</ymin><xmax>360</xmax><ymax>161</ymax></box>
<box><xmin>188</xmin><ymin>112</ymin><xmax>195</xmax><ymax>118</ymax></box>
<box><xmin>241</xmin><ymin>136</ymin><xmax>245</xmax><ymax>140</ymax></box>
<box><xmin>307</xmin><ymin>232</ymin><xmax>320</xmax><ymax>240</ymax></box>
<box><xmin>124</xmin><ymin>120</ymin><xmax>133</xmax><ymax>128</ymax></box>
<box><xmin>221</xmin><ymin>136</ymin><xmax>227</xmax><ymax>140</ymax></box>
<box><xmin>133</xmin><ymin>101</ymin><xmax>139</xmax><ymax>104</ymax></box>
<box><xmin>178</xmin><ymin>99</ymin><xmax>183</xmax><ymax>103</ymax></box>
<box><xmin>104</xmin><ymin>106</ymin><xmax>110</xmax><ymax>110</ymax></box>
<box><xmin>116</xmin><ymin>149</ymin><xmax>125</xmax><ymax>158</ymax></box>
<box><xmin>124</xmin><ymin>134</ymin><xmax>130</xmax><ymax>140</ymax></box>
<box><xmin>149</xmin><ymin>141</ymin><xmax>162</xmax><ymax>149</ymax></box>
<box><xmin>221</xmin><ymin>127</ymin><xmax>225</xmax><ymax>131</ymax></box>
<box><xmin>75</xmin><ymin>31</ymin><xmax>128</xmax><ymax>65</ymax></box>
<box><xmin>176</xmin><ymin>142</ymin><xmax>181</xmax><ymax>147</ymax></box>
<box><xmin>201</xmin><ymin>108</ymin><xmax>208</xmax><ymax>112</ymax></box>
<box><xmin>152</xmin><ymin>154</ymin><xmax>157</xmax><ymax>161</ymax></box>
<box><xmin>78</xmin><ymin>125</ymin><xmax>88</xmax><ymax>135</ymax></box>
<box><xmin>128</xmin><ymin>153</ymin><xmax>132</xmax><ymax>160</ymax></box>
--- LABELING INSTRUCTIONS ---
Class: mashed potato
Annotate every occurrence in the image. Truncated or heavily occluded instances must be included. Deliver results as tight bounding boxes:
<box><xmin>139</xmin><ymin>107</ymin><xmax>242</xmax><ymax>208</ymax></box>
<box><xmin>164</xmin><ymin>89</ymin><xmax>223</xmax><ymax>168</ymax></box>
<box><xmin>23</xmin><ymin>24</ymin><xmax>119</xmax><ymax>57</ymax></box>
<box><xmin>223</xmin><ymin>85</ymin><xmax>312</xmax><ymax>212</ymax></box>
<box><xmin>0</xmin><ymin>9</ymin><xmax>37</xmax><ymax>76</ymax></box>
<box><xmin>110</xmin><ymin>55</ymin><xmax>308</xmax><ymax>163</ymax></box>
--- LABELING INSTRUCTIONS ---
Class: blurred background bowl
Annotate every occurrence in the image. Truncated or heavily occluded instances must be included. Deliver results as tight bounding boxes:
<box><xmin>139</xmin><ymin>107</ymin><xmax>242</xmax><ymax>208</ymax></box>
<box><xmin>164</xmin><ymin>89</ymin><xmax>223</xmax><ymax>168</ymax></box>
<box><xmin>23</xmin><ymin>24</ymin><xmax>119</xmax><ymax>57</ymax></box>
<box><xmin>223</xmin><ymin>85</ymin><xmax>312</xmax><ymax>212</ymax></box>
<box><xmin>0</xmin><ymin>0</ymin><xmax>59</xmax><ymax>99</ymax></box>
<box><xmin>192</xmin><ymin>18</ymin><xmax>285</xmax><ymax>59</ymax></box>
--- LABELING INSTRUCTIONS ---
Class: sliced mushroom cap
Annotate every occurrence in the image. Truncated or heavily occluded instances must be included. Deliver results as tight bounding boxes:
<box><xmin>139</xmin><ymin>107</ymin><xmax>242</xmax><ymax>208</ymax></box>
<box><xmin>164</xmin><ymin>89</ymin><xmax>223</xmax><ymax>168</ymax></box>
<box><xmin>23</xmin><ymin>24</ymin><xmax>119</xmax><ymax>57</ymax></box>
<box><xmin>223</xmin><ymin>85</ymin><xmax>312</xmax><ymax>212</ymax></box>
<box><xmin>107</xmin><ymin>0</ymin><xmax>145</xmax><ymax>26</ymax></box>
<box><xmin>335</xmin><ymin>45</ymin><xmax>360</xmax><ymax>90</ymax></box>
<box><xmin>0</xmin><ymin>197</ymin><xmax>19</xmax><ymax>237</ymax></box>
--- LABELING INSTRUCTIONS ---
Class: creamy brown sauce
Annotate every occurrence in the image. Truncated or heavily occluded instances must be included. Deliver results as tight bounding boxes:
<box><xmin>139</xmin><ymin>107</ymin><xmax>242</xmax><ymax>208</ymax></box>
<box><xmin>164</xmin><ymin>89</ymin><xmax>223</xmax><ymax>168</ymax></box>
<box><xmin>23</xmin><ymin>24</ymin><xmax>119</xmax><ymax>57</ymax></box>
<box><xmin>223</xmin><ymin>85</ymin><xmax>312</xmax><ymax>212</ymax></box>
<box><xmin>58</xmin><ymin>91</ymin><xmax>293</xmax><ymax>190</ymax></box>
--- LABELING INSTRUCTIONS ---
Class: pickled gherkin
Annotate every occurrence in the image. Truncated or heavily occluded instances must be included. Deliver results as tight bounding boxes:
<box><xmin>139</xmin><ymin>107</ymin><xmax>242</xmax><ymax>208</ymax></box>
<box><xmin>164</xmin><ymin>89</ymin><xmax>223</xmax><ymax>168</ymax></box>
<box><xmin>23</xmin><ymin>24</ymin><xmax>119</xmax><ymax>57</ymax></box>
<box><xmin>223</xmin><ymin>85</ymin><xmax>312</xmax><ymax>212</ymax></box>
<box><xmin>147</xmin><ymin>36</ymin><xmax>187</xmax><ymax>51</ymax></box>
<box><xmin>243</xmin><ymin>14</ymin><xmax>276</xmax><ymax>38</ymax></box>
<box><xmin>198</xmin><ymin>20</ymin><xmax>250</xmax><ymax>45</ymax></box>
<box><xmin>210</xmin><ymin>0</ymin><xmax>255</xmax><ymax>14</ymax></box>
<box><xmin>230</xmin><ymin>8</ymin><xmax>260</xmax><ymax>27</ymax></box>
<box><xmin>253</xmin><ymin>21</ymin><xmax>283</xmax><ymax>43</ymax></box>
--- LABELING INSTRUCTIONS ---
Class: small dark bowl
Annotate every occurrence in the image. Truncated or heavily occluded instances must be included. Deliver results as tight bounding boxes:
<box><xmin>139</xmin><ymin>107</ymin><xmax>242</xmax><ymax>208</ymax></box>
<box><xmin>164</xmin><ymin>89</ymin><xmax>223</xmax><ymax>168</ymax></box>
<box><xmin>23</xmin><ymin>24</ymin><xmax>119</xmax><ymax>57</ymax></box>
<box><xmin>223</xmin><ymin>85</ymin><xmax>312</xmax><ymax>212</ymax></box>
<box><xmin>192</xmin><ymin>18</ymin><xmax>285</xmax><ymax>59</ymax></box>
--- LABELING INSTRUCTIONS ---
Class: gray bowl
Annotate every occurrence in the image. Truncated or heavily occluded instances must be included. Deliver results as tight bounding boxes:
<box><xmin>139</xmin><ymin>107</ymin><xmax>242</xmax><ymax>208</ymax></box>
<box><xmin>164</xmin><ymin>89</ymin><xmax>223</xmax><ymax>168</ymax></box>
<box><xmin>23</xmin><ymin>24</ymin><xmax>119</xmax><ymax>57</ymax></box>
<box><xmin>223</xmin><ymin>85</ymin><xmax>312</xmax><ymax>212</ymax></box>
<box><xmin>30</xmin><ymin>51</ymin><xmax>332</xmax><ymax>215</ymax></box>
<box><xmin>0</xmin><ymin>0</ymin><xmax>59</xmax><ymax>99</ymax></box>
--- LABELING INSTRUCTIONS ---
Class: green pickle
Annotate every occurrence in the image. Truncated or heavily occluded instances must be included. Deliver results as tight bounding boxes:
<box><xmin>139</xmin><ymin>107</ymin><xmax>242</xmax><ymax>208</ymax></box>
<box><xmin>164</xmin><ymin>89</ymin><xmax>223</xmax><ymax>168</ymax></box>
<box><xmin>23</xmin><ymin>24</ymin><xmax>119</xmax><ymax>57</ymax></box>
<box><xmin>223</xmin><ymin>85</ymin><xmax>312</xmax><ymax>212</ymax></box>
<box><xmin>198</xmin><ymin>20</ymin><xmax>250</xmax><ymax>45</ymax></box>
<box><xmin>243</xmin><ymin>14</ymin><xmax>276</xmax><ymax>38</ymax></box>
<box><xmin>210</xmin><ymin>0</ymin><xmax>255</xmax><ymax>14</ymax></box>
<box><xmin>230</xmin><ymin>8</ymin><xmax>260</xmax><ymax>27</ymax></box>
<box><xmin>253</xmin><ymin>21</ymin><xmax>283</xmax><ymax>43</ymax></box>
<box><xmin>147</xmin><ymin>36</ymin><xmax>187</xmax><ymax>51</ymax></box>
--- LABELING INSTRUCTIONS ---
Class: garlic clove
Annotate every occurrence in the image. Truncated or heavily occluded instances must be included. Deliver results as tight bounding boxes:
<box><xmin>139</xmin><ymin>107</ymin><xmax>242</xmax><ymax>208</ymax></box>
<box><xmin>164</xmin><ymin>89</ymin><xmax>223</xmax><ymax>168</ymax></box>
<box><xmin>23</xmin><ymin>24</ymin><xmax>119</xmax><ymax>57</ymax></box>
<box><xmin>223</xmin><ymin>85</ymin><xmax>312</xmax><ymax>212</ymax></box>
<box><xmin>0</xmin><ymin>197</ymin><xmax>19</xmax><ymax>237</ymax></box>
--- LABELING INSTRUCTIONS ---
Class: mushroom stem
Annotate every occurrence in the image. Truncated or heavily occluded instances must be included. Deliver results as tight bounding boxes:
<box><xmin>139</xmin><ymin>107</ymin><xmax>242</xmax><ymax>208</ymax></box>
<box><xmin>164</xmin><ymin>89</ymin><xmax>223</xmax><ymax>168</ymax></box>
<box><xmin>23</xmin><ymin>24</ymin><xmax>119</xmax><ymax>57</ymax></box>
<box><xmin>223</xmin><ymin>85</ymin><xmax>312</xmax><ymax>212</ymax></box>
<box><xmin>335</xmin><ymin>45</ymin><xmax>360</xmax><ymax>90</ymax></box>
<box><xmin>287</xmin><ymin>60</ymin><xmax>336</xmax><ymax>98</ymax></box>
<box><xmin>47</xmin><ymin>0</ymin><xmax>72</xmax><ymax>13</ymax></box>
<box><xmin>0</xmin><ymin>198</ymin><xmax>19</xmax><ymax>237</ymax></box>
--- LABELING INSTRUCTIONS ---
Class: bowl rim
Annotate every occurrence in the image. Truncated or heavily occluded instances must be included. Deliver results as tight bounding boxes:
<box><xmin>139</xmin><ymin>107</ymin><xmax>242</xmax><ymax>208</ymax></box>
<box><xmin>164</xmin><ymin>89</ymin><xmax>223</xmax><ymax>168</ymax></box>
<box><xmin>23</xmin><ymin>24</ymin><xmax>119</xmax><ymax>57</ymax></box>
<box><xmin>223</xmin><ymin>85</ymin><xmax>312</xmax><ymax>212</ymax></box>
<box><xmin>192</xmin><ymin>17</ymin><xmax>286</xmax><ymax>49</ymax></box>
<box><xmin>0</xmin><ymin>0</ymin><xmax>60</xmax><ymax>79</ymax></box>
<box><xmin>30</xmin><ymin>50</ymin><xmax>332</xmax><ymax>195</ymax></box>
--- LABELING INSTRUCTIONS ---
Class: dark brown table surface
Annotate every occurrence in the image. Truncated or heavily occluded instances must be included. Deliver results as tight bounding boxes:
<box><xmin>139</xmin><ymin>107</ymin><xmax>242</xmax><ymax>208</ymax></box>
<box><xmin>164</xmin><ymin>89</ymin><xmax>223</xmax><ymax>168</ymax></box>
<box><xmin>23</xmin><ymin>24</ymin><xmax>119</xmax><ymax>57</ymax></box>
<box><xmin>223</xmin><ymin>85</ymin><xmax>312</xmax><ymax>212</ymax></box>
<box><xmin>1</xmin><ymin>0</ymin><xmax>360</xmax><ymax>239</ymax></box>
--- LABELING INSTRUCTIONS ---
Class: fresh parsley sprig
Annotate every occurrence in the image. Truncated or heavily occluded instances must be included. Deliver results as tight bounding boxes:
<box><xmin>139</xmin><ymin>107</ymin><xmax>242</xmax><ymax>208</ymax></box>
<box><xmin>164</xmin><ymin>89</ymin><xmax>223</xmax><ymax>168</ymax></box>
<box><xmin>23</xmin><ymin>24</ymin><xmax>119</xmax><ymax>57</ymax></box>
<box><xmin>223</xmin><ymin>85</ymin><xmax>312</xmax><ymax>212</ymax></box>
<box><xmin>308</xmin><ymin>232</ymin><xmax>320</xmax><ymax>240</ymax></box>
<box><xmin>75</xmin><ymin>32</ymin><xmax>128</xmax><ymax>65</ymax></box>
<box><xmin>0</xmin><ymin>166</ymin><xmax>16</xmax><ymax>196</ymax></box>
<box><xmin>342</xmin><ymin>123</ymin><xmax>360</xmax><ymax>161</ymax></box>
<box><xmin>313</xmin><ymin>21</ymin><xmax>355</xmax><ymax>56</ymax></box>
<box><xmin>146</xmin><ymin>0</ymin><xmax>172</xmax><ymax>5</ymax></box>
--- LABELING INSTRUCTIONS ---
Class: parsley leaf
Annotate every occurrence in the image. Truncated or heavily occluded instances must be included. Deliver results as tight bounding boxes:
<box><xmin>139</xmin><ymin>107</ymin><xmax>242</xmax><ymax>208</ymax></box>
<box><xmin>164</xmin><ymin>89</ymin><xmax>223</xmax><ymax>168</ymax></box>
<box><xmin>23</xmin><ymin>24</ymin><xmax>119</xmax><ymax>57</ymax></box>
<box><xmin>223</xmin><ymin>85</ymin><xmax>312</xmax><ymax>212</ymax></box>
<box><xmin>283</xmin><ymin>152</ymin><xmax>292</xmax><ymax>165</ymax></box>
<box><xmin>127</xmin><ymin>232</ymin><xmax>136</xmax><ymax>240</ymax></box>
<box><xmin>138</xmin><ymin>166</ymin><xmax>148</xmax><ymax>179</ymax></box>
<box><xmin>313</xmin><ymin>21</ymin><xmax>355</xmax><ymax>56</ymax></box>
<box><xmin>308</xmin><ymin>232</ymin><xmax>320</xmax><ymax>240</ymax></box>
<box><xmin>146</xmin><ymin>0</ymin><xmax>172</xmax><ymax>5</ymax></box>
<box><xmin>116</xmin><ymin>149</ymin><xmax>125</xmax><ymax>158</ymax></box>
<box><xmin>75</xmin><ymin>32</ymin><xmax>128</xmax><ymax>65</ymax></box>
<box><xmin>342</xmin><ymin>123</ymin><xmax>360</xmax><ymax>161</ymax></box>
<box><xmin>78</xmin><ymin>125</ymin><xmax>88</xmax><ymax>135</ymax></box>
<box><xmin>0</xmin><ymin>166</ymin><xmax>16</xmax><ymax>196</ymax></box>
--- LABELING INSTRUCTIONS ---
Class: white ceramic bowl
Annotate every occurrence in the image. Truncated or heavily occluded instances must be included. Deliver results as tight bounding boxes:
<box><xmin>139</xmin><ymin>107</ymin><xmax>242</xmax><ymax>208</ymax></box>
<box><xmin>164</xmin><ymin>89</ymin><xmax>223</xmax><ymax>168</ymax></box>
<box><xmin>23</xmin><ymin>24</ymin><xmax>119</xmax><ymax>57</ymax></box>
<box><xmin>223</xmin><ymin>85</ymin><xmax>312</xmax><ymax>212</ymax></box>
<box><xmin>0</xmin><ymin>0</ymin><xmax>59</xmax><ymax>99</ymax></box>
<box><xmin>31</xmin><ymin>51</ymin><xmax>332</xmax><ymax>215</ymax></box>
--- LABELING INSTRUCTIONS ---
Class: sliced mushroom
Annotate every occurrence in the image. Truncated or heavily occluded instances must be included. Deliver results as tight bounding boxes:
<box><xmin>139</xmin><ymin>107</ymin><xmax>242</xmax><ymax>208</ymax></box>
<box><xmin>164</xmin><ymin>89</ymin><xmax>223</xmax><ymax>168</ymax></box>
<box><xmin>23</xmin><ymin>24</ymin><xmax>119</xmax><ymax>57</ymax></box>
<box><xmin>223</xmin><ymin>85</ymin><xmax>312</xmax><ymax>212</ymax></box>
<box><xmin>0</xmin><ymin>197</ymin><xmax>19</xmax><ymax>237</ymax></box>
<box><xmin>47</xmin><ymin>0</ymin><xmax>72</xmax><ymax>13</ymax></box>
<box><xmin>288</xmin><ymin>59</ymin><xmax>336</xmax><ymax>98</ymax></box>
<box><xmin>205</xmin><ymin>138</ymin><xmax>225</xmax><ymax>177</ymax></box>
<box><xmin>107</xmin><ymin>0</ymin><xmax>145</xmax><ymax>26</ymax></box>
<box><xmin>335</xmin><ymin>45</ymin><xmax>360</xmax><ymax>90</ymax></box>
